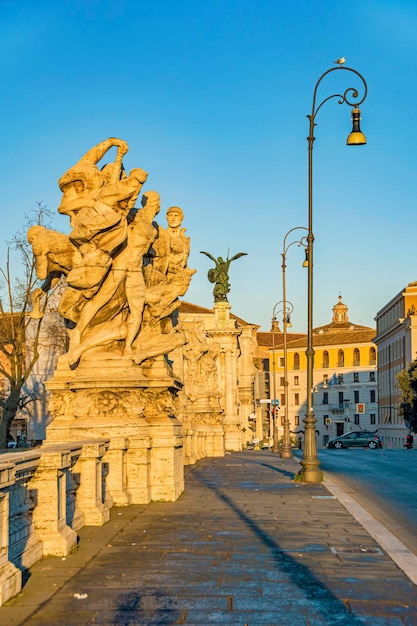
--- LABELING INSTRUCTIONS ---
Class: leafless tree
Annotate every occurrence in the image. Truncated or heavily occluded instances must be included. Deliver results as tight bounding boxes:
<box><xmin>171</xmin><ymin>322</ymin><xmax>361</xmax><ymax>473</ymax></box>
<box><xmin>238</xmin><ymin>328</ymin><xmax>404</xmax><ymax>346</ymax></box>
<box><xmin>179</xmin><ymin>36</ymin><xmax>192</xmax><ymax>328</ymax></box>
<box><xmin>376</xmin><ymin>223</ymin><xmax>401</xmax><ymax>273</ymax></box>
<box><xmin>0</xmin><ymin>203</ymin><xmax>57</xmax><ymax>448</ymax></box>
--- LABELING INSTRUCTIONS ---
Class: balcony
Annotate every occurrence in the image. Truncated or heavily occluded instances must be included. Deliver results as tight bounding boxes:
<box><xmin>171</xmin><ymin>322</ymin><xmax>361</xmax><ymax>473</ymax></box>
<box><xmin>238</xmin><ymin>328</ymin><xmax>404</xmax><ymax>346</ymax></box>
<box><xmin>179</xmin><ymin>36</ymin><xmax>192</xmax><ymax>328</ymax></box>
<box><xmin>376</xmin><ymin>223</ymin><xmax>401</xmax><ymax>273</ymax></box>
<box><xmin>329</xmin><ymin>404</ymin><xmax>346</xmax><ymax>415</ymax></box>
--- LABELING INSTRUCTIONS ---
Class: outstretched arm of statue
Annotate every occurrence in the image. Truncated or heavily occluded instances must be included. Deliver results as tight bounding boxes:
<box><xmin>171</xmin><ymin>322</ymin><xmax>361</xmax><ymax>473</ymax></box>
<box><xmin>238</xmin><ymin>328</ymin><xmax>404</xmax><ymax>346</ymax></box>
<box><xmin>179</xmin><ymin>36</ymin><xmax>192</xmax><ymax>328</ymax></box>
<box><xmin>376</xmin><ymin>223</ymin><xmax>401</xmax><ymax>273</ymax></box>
<box><xmin>79</xmin><ymin>138</ymin><xmax>129</xmax><ymax>166</ymax></box>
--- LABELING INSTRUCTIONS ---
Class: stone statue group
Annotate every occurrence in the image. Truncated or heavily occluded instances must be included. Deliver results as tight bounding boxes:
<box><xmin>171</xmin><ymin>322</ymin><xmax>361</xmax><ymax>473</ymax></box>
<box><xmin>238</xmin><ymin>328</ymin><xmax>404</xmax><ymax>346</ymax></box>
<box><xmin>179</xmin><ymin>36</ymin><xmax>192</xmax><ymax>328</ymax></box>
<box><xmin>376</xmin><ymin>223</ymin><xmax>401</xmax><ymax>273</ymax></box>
<box><xmin>28</xmin><ymin>138</ymin><xmax>195</xmax><ymax>369</ymax></box>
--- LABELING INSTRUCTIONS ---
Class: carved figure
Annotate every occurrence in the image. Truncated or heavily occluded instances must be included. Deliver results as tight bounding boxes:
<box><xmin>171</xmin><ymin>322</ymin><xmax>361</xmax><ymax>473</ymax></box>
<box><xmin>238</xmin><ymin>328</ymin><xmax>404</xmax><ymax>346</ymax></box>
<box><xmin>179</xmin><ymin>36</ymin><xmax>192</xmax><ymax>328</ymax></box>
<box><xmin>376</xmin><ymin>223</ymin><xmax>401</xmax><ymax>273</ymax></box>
<box><xmin>200</xmin><ymin>251</ymin><xmax>247</xmax><ymax>302</ymax></box>
<box><xmin>184</xmin><ymin>328</ymin><xmax>221</xmax><ymax>408</ymax></box>
<box><xmin>199</xmin><ymin>343</ymin><xmax>221</xmax><ymax>401</ymax></box>
<box><xmin>28</xmin><ymin>138</ymin><xmax>195</xmax><ymax>369</ymax></box>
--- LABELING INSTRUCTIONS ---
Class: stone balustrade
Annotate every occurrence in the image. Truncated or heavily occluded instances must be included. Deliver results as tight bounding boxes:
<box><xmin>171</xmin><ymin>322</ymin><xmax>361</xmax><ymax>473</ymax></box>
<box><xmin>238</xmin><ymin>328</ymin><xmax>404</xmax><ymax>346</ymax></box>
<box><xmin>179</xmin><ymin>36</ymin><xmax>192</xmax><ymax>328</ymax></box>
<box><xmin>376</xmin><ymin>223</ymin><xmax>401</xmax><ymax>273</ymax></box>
<box><xmin>0</xmin><ymin>440</ymin><xmax>110</xmax><ymax>606</ymax></box>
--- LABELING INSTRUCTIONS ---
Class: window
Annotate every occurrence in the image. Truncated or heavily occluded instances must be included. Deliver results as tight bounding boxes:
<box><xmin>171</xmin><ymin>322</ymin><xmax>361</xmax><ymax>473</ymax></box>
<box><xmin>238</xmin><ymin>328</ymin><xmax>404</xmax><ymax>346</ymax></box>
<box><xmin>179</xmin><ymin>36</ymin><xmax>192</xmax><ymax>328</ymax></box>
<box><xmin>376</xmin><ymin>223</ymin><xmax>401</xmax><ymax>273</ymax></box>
<box><xmin>294</xmin><ymin>376</ymin><xmax>299</xmax><ymax>386</ymax></box>
<box><xmin>294</xmin><ymin>393</ymin><xmax>299</xmax><ymax>405</ymax></box>
<box><xmin>370</xmin><ymin>389</ymin><xmax>376</xmax><ymax>403</ymax></box>
<box><xmin>369</xmin><ymin>347</ymin><xmax>376</xmax><ymax>365</ymax></box>
<box><xmin>370</xmin><ymin>413</ymin><xmax>376</xmax><ymax>425</ymax></box>
<box><xmin>338</xmin><ymin>374</ymin><xmax>344</xmax><ymax>384</ymax></box>
<box><xmin>353</xmin><ymin>348</ymin><xmax>360</xmax><ymax>366</ymax></box>
<box><xmin>338</xmin><ymin>350</ymin><xmax>344</xmax><ymax>367</ymax></box>
<box><xmin>323</xmin><ymin>415</ymin><xmax>329</xmax><ymax>426</ymax></box>
<box><xmin>293</xmin><ymin>353</ymin><xmax>300</xmax><ymax>370</ymax></box>
<box><xmin>280</xmin><ymin>377</ymin><xmax>285</xmax><ymax>386</ymax></box>
<box><xmin>338</xmin><ymin>391</ymin><xmax>344</xmax><ymax>405</ymax></box>
<box><xmin>264</xmin><ymin>372</ymin><xmax>270</xmax><ymax>396</ymax></box>
<box><xmin>323</xmin><ymin>434</ymin><xmax>329</xmax><ymax>446</ymax></box>
<box><xmin>354</xmin><ymin>414</ymin><xmax>360</xmax><ymax>425</ymax></box>
<box><xmin>323</xmin><ymin>374</ymin><xmax>328</xmax><ymax>386</ymax></box>
<box><xmin>354</xmin><ymin>390</ymin><xmax>360</xmax><ymax>403</ymax></box>
<box><xmin>353</xmin><ymin>372</ymin><xmax>359</xmax><ymax>383</ymax></box>
<box><xmin>280</xmin><ymin>394</ymin><xmax>285</xmax><ymax>406</ymax></box>
<box><xmin>323</xmin><ymin>392</ymin><xmax>329</xmax><ymax>404</ymax></box>
<box><xmin>279</xmin><ymin>357</ymin><xmax>285</xmax><ymax>367</ymax></box>
<box><xmin>281</xmin><ymin>415</ymin><xmax>285</xmax><ymax>426</ymax></box>
<box><xmin>295</xmin><ymin>416</ymin><xmax>299</xmax><ymax>426</ymax></box>
<box><xmin>323</xmin><ymin>350</ymin><xmax>329</xmax><ymax>368</ymax></box>
<box><xmin>369</xmin><ymin>372</ymin><xmax>376</xmax><ymax>382</ymax></box>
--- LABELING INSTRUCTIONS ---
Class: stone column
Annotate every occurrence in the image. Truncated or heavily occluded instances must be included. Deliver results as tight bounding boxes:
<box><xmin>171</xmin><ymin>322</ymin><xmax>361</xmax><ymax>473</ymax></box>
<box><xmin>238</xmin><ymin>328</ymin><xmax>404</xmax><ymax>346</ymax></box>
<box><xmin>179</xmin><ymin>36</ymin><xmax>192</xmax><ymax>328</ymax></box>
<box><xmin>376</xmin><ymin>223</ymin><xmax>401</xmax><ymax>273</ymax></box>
<box><xmin>73</xmin><ymin>441</ymin><xmax>110</xmax><ymax>525</ymax></box>
<box><xmin>125</xmin><ymin>436</ymin><xmax>151</xmax><ymax>504</ymax></box>
<box><xmin>29</xmin><ymin>450</ymin><xmax>77</xmax><ymax>556</ymax></box>
<box><xmin>103</xmin><ymin>439</ymin><xmax>130</xmax><ymax>506</ymax></box>
<box><xmin>148</xmin><ymin>421</ymin><xmax>184</xmax><ymax>501</ymax></box>
<box><xmin>223</xmin><ymin>347</ymin><xmax>242</xmax><ymax>451</ymax></box>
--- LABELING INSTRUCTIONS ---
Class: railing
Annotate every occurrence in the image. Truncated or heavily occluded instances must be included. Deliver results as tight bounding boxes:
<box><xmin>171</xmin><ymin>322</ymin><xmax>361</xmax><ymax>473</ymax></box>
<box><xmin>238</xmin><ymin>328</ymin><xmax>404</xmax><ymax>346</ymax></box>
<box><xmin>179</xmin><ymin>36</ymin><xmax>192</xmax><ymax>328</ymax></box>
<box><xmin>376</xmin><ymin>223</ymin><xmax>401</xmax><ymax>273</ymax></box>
<box><xmin>0</xmin><ymin>440</ymin><xmax>110</xmax><ymax>605</ymax></box>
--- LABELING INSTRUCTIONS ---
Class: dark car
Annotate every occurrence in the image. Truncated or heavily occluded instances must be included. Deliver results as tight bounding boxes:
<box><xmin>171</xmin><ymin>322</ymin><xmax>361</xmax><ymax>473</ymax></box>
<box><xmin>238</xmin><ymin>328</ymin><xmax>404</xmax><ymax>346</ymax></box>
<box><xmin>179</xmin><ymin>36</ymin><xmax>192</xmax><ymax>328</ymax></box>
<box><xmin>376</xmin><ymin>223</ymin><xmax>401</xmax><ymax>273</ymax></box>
<box><xmin>327</xmin><ymin>430</ymin><xmax>382</xmax><ymax>450</ymax></box>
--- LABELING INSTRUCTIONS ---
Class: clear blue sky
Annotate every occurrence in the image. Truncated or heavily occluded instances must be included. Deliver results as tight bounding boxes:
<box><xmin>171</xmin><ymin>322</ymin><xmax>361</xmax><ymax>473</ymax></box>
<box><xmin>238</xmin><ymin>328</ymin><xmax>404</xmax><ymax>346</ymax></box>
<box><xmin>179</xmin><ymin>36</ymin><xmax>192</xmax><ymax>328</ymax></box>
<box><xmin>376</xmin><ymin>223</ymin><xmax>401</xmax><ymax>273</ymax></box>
<box><xmin>1</xmin><ymin>0</ymin><xmax>416</xmax><ymax>332</ymax></box>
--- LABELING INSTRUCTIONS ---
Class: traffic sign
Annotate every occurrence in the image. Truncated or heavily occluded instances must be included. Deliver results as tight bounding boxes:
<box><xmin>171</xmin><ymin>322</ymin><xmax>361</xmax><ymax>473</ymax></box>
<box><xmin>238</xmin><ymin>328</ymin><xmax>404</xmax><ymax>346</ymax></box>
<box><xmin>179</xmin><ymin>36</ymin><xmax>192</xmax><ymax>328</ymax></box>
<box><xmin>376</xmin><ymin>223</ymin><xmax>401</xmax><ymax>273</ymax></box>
<box><xmin>271</xmin><ymin>399</ymin><xmax>280</xmax><ymax>407</ymax></box>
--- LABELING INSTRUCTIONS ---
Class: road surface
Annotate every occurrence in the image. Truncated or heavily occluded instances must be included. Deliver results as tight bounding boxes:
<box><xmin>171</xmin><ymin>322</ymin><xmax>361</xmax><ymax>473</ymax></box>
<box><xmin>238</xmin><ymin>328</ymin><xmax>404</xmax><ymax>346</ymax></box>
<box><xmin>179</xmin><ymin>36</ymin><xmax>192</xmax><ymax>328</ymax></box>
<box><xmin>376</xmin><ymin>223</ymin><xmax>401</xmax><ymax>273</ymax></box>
<box><xmin>313</xmin><ymin>447</ymin><xmax>417</xmax><ymax>556</ymax></box>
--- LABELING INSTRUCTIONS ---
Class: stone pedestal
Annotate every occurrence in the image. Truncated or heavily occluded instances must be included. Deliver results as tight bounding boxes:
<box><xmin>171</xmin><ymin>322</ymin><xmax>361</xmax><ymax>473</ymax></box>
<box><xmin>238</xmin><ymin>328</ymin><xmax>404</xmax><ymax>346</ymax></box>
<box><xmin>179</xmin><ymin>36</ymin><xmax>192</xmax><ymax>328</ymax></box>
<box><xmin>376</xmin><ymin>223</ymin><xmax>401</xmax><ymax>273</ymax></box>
<box><xmin>45</xmin><ymin>354</ymin><xmax>184</xmax><ymax>503</ymax></box>
<box><xmin>181</xmin><ymin>394</ymin><xmax>224</xmax><ymax>464</ymax></box>
<box><xmin>212</xmin><ymin>302</ymin><xmax>243</xmax><ymax>451</ymax></box>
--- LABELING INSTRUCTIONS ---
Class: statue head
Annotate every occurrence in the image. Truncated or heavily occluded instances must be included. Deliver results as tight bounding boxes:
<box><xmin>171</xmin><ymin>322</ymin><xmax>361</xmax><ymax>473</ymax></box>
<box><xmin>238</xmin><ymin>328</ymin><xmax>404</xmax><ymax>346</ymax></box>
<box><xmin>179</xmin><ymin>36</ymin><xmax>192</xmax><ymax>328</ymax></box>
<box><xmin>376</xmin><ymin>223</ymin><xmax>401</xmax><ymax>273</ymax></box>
<box><xmin>167</xmin><ymin>206</ymin><xmax>184</xmax><ymax>221</ymax></box>
<box><xmin>141</xmin><ymin>190</ymin><xmax>161</xmax><ymax>216</ymax></box>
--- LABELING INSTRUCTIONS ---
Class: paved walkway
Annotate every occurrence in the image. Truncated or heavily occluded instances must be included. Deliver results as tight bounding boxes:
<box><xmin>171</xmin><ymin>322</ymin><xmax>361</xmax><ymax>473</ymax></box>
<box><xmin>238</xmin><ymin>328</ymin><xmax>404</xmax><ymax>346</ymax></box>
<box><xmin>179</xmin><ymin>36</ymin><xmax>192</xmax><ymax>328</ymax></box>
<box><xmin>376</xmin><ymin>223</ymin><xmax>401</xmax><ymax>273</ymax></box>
<box><xmin>2</xmin><ymin>451</ymin><xmax>417</xmax><ymax>625</ymax></box>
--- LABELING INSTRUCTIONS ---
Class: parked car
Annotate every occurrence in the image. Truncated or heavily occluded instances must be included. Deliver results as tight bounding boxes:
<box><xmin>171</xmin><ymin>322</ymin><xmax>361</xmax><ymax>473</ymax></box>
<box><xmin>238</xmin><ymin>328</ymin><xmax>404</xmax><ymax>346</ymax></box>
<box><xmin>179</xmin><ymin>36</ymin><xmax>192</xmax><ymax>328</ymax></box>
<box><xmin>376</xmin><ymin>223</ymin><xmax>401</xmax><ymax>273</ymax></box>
<box><xmin>327</xmin><ymin>431</ymin><xmax>382</xmax><ymax>450</ymax></box>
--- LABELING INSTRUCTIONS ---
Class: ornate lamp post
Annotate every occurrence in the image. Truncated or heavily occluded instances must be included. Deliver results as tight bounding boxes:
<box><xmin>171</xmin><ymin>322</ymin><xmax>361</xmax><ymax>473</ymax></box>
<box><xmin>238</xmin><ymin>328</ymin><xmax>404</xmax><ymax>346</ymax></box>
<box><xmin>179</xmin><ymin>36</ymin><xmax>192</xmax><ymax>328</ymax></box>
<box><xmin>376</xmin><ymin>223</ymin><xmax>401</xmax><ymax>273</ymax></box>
<box><xmin>271</xmin><ymin>299</ymin><xmax>293</xmax><ymax>455</ymax></box>
<box><xmin>300</xmin><ymin>64</ymin><xmax>368</xmax><ymax>482</ymax></box>
<box><xmin>278</xmin><ymin>227</ymin><xmax>309</xmax><ymax>458</ymax></box>
<box><xmin>270</xmin><ymin>301</ymin><xmax>282</xmax><ymax>453</ymax></box>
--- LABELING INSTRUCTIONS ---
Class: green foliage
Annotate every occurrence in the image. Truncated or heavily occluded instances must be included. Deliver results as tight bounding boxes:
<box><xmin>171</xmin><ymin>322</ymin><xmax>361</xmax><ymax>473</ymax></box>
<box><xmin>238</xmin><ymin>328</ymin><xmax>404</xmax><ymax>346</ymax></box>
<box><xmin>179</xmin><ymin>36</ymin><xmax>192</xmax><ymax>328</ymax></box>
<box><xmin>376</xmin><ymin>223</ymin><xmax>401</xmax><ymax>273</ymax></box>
<box><xmin>397</xmin><ymin>360</ymin><xmax>417</xmax><ymax>433</ymax></box>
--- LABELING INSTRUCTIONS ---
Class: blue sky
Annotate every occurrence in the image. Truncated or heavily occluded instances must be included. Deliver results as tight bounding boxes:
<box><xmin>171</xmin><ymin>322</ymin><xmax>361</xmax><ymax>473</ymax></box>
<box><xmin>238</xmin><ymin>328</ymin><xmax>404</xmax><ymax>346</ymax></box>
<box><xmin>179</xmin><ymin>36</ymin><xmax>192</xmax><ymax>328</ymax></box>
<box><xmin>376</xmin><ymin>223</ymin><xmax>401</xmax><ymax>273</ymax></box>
<box><xmin>1</xmin><ymin>0</ymin><xmax>416</xmax><ymax>332</ymax></box>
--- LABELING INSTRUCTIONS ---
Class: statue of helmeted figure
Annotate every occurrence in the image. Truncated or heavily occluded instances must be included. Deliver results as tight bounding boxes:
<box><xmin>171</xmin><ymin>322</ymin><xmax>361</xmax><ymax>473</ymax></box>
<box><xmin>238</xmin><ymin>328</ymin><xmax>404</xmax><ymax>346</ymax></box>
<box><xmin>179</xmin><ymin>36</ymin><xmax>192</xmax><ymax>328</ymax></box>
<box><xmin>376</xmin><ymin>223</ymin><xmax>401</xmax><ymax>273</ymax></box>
<box><xmin>28</xmin><ymin>138</ymin><xmax>195</xmax><ymax>369</ymax></box>
<box><xmin>200</xmin><ymin>251</ymin><xmax>247</xmax><ymax>302</ymax></box>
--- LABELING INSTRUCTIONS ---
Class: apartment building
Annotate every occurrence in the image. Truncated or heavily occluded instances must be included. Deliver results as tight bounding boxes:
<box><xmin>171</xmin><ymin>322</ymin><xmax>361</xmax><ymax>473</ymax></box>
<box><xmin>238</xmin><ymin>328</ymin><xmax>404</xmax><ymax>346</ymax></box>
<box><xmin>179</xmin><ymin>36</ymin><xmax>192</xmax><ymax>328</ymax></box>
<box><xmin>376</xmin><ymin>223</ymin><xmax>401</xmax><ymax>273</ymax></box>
<box><xmin>265</xmin><ymin>296</ymin><xmax>378</xmax><ymax>449</ymax></box>
<box><xmin>374</xmin><ymin>281</ymin><xmax>417</xmax><ymax>448</ymax></box>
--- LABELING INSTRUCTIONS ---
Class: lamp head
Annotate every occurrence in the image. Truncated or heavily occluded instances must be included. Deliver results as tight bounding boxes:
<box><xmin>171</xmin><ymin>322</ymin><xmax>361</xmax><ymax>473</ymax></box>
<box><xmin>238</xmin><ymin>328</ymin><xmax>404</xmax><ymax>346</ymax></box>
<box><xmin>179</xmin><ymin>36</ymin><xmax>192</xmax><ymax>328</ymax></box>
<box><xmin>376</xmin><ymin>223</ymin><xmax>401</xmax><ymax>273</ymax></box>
<box><xmin>302</xmin><ymin>248</ymin><xmax>309</xmax><ymax>268</ymax></box>
<box><xmin>346</xmin><ymin>107</ymin><xmax>366</xmax><ymax>145</ymax></box>
<box><xmin>285</xmin><ymin>314</ymin><xmax>292</xmax><ymax>328</ymax></box>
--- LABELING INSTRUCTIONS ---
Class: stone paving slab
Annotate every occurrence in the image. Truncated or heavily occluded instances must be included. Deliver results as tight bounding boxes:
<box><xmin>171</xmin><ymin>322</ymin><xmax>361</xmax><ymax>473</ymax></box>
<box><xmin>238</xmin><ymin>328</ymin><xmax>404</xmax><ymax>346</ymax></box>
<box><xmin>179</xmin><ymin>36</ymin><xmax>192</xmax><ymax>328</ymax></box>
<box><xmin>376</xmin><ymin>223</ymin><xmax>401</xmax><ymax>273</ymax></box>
<box><xmin>2</xmin><ymin>451</ymin><xmax>417</xmax><ymax>625</ymax></box>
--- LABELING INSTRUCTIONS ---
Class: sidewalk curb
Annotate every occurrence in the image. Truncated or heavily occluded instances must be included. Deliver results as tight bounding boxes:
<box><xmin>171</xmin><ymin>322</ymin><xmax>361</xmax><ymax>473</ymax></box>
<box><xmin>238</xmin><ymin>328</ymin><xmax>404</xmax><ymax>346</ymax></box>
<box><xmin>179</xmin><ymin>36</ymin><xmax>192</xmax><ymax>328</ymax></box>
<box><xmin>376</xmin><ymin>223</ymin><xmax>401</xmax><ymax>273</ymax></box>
<box><xmin>323</xmin><ymin>475</ymin><xmax>417</xmax><ymax>585</ymax></box>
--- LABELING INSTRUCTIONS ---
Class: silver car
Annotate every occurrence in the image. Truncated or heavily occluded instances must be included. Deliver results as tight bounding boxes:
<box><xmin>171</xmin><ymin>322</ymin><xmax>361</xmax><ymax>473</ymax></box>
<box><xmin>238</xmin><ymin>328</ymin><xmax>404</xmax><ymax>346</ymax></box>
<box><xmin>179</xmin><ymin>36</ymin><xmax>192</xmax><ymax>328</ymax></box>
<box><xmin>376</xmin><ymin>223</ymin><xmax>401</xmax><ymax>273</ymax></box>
<box><xmin>327</xmin><ymin>431</ymin><xmax>382</xmax><ymax>449</ymax></box>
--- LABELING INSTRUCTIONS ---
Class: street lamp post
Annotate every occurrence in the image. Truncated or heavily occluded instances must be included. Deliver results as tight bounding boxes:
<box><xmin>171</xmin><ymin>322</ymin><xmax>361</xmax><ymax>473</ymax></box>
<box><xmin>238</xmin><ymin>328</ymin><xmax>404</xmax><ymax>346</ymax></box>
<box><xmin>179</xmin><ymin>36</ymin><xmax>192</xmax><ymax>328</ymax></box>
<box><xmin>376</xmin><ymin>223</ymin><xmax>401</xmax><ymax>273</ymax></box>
<box><xmin>279</xmin><ymin>227</ymin><xmax>309</xmax><ymax>458</ymax></box>
<box><xmin>300</xmin><ymin>65</ymin><xmax>368</xmax><ymax>482</ymax></box>
<box><xmin>270</xmin><ymin>315</ymin><xmax>279</xmax><ymax>453</ymax></box>
<box><xmin>271</xmin><ymin>299</ymin><xmax>294</xmax><ymax>456</ymax></box>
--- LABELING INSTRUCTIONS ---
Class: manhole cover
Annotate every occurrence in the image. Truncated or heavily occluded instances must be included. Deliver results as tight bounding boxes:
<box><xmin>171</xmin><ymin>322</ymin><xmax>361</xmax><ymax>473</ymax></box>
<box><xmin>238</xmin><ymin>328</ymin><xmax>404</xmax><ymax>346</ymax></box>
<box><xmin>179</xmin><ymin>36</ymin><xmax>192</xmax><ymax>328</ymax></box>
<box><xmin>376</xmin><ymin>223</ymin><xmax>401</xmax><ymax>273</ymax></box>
<box><xmin>330</xmin><ymin>546</ymin><xmax>383</xmax><ymax>555</ymax></box>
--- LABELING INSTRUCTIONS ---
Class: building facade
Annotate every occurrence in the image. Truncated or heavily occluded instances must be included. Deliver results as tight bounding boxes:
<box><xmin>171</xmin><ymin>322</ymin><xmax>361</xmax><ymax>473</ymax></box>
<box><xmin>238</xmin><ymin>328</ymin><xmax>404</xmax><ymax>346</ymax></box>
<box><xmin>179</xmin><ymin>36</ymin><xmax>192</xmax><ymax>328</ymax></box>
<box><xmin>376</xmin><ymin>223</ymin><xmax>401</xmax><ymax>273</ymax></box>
<box><xmin>374</xmin><ymin>281</ymin><xmax>417</xmax><ymax>448</ymax></box>
<box><xmin>263</xmin><ymin>297</ymin><xmax>378</xmax><ymax>449</ymax></box>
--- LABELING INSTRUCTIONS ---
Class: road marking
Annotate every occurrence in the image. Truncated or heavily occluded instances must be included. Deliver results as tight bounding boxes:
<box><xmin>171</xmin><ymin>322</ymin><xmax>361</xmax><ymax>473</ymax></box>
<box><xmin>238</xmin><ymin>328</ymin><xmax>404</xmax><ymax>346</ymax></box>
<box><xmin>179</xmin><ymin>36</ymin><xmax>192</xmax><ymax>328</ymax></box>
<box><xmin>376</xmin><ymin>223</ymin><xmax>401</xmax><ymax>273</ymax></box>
<box><xmin>324</xmin><ymin>476</ymin><xmax>417</xmax><ymax>586</ymax></box>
